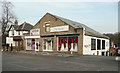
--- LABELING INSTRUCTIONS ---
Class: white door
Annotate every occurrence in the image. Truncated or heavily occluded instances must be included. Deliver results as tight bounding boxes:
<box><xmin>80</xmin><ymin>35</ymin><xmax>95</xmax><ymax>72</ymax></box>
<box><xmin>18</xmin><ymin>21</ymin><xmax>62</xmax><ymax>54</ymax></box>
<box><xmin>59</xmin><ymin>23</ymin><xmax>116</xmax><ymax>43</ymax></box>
<box><xmin>35</xmin><ymin>39</ymin><xmax>39</xmax><ymax>51</ymax></box>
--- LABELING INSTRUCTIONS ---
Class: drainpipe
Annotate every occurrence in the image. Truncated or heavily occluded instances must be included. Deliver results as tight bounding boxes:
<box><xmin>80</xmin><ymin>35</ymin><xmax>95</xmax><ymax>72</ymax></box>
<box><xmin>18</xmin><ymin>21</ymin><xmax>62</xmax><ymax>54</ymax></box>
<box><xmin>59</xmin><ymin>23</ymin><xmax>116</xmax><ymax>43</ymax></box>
<box><xmin>83</xmin><ymin>27</ymin><xmax>86</xmax><ymax>55</ymax></box>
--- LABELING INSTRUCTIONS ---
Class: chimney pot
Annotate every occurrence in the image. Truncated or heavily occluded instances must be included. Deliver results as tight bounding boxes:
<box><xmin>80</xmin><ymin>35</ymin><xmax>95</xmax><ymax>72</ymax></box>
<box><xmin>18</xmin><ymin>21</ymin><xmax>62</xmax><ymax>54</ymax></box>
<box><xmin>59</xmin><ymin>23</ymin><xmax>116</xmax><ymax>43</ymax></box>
<box><xmin>24</xmin><ymin>21</ymin><xmax>26</xmax><ymax>24</ymax></box>
<box><xmin>15</xmin><ymin>20</ymin><xmax>18</xmax><ymax>25</ymax></box>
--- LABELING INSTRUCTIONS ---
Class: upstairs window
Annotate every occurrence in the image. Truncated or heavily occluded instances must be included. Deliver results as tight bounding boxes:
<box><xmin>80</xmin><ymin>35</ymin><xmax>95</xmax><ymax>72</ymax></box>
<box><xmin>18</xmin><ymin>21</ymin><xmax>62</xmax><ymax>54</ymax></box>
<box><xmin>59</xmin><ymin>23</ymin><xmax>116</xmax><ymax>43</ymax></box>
<box><xmin>102</xmin><ymin>40</ymin><xmax>105</xmax><ymax>49</ymax></box>
<box><xmin>45</xmin><ymin>23</ymin><xmax>50</xmax><ymax>32</ymax></box>
<box><xmin>91</xmin><ymin>38</ymin><xmax>96</xmax><ymax>50</ymax></box>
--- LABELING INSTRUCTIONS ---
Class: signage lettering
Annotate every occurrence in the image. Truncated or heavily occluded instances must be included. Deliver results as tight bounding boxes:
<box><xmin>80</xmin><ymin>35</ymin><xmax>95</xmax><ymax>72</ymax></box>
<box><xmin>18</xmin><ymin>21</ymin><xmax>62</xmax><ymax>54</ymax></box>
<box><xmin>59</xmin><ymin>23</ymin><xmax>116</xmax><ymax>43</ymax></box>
<box><xmin>30</xmin><ymin>29</ymin><xmax>40</xmax><ymax>36</ymax></box>
<box><xmin>50</xmin><ymin>25</ymin><xmax>69</xmax><ymax>32</ymax></box>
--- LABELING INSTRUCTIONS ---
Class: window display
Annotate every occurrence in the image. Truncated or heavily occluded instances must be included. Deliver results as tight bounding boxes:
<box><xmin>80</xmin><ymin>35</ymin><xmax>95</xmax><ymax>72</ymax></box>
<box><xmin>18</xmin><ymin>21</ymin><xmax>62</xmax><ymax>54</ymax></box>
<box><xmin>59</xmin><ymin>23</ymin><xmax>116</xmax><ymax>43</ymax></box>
<box><xmin>26</xmin><ymin>38</ymin><xmax>39</xmax><ymax>51</ymax></box>
<box><xmin>32</xmin><ymin>39</ymin><xmax>35</xmax><ymax>50</ymax></box>
<box><xmin>43</xmin><ymin>38</ymin><xmax>53</xmax><ymax>51</ymax></box>
<box><xmin>27</xmin><ymin>39</ymin><xmax>32</xmax><ymax>50</ymax></box>
<box><xmin>58</xmin><ymin>37</ymin><xmax>78</xmax><ymax>52</ymax></box>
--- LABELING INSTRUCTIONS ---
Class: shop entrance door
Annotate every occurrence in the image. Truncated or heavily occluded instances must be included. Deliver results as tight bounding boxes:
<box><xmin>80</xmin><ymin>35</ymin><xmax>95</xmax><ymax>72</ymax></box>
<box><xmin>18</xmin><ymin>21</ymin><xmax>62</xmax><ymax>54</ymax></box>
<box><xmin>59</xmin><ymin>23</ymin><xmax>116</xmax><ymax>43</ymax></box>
<box><xmin>35</xmin><ymin>39</ymin><xmax>39</xmax><ymax>51</ymax></box>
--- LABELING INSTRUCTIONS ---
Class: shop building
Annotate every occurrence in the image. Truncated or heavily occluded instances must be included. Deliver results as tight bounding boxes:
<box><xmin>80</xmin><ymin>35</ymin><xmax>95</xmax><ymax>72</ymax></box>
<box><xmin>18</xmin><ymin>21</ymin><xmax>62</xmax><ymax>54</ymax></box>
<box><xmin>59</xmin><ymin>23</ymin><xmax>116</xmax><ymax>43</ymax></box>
<box><xmin>6</xmin><ymin>20</ymin><xmax>33</xmax><ymax>47</ymax></box>
<box><xmin>24</xmin><ymin>29</ymin><xmax>40</xmax><ymax>51</ymax></box>
<box><xmin>25</xmin><ymin>13</ymin><xmax>109</xmax><ymax>56</ymax></box>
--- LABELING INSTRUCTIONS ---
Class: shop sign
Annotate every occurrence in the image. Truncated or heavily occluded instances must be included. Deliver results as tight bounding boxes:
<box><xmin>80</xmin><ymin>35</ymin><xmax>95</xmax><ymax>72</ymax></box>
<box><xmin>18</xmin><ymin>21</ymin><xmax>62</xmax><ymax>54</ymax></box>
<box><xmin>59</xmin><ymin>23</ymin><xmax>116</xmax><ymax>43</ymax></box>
<box><xmin>6</xmin><ymin>37</ymin><xmax>13</xmax><ymax>44</ymax></box>
<box><xmin>30</xmin><ymin>29</ymin><xmax>40</xmax><ymax>36</ymax></box>
<box><xmin>50</xmin><ymin>25</ymin><xmax>69</xmax><ymax>32</ymax></box>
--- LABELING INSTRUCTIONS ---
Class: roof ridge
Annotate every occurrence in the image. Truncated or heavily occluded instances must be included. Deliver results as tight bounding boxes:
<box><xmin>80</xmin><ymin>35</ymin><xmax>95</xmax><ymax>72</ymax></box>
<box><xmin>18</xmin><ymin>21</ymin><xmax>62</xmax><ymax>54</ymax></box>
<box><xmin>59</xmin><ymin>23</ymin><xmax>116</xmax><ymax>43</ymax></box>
<box><xmin>25</xmin><ymin>22</ymin><xmax>33</xmax><ymax>26</ymax></box>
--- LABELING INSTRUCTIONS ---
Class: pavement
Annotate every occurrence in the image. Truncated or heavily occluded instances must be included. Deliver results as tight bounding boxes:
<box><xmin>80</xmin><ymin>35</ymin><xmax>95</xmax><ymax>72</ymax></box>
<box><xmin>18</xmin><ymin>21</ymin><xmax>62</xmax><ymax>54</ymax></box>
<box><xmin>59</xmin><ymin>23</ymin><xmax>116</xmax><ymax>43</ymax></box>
<box><xmin>14</xmin><ymin>51</ymin><xmax>72</xmax><ymax>57</ymax></box>
<box><xmin>2</xmin><ymin>51</ymin><xmax>119</xmax><ymax>71</ymax></box>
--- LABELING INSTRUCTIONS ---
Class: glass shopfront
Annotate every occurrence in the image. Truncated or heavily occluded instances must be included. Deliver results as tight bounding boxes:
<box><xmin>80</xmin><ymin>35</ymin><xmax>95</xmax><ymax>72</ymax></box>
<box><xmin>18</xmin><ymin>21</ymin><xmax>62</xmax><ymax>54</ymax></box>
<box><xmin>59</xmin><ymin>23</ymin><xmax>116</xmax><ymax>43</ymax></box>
<box><xmin>58</xmin><ymin>36</ymin><xmax>78</xmax><ymax>52</ymax></box>
<box><xmin>43</xmin><ymin>38</ymin><xmax>54</xmax><ymax>51</ymax></box>
<box><xmin>26</xmin><ymin>38</ymin><xmax>39</xmax><ymax>51</ymax></box>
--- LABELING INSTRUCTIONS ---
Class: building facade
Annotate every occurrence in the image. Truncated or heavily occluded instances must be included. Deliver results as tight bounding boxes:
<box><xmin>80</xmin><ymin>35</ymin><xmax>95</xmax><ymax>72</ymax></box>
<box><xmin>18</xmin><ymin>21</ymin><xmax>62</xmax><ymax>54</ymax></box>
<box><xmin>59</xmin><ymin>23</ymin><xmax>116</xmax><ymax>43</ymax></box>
<box><xmin>6</xmin><ymin>20</ymin><xmax>33</xmax><ymax>47</ymax></box>
<box><xmin>25</xmin><ymin>13</ymin><xmax>110</xmax><ymax>56</ymax></box>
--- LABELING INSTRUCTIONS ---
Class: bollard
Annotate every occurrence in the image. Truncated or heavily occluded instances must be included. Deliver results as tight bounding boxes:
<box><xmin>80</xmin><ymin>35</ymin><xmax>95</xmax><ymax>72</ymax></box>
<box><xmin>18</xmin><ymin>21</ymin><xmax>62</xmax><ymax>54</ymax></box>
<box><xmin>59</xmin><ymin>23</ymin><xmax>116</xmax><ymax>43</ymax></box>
<box><xmin>6</xmin><ymin>44</ymin><xmax>9</xmax><ymax>51</ymax></box>
<box><xmin>71</xmin><ymin>50</ymin><xmax>73</xmax><ymax>56</ymax></box>
<box><xmin>11</xmin><ymin>44</ymin><xmax>13</xmax><ymax>51</ymax></box>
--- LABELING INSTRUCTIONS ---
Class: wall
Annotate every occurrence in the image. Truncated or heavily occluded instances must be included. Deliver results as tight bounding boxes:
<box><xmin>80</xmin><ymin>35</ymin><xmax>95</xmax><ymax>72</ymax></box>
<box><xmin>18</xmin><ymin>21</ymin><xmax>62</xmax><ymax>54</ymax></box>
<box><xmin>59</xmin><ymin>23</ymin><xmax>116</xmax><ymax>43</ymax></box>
<box><xmin>9</xmin><ymin>30</ymin><xmax>28</xmax><ymax>37</ymax></box>
<box><xmin>33</xmin><ymin>13</ymin><xmax>76</xmax><ymax>36</ymax></box>
<box><xmin>83</xmin><ymin>35</ymin><xmax>109</xmax><ymax>56</ymax></box>
<box><xmin>9</xmin><ymin>30</ymin><xmax>18</xmax><ymax>36</ymax></box>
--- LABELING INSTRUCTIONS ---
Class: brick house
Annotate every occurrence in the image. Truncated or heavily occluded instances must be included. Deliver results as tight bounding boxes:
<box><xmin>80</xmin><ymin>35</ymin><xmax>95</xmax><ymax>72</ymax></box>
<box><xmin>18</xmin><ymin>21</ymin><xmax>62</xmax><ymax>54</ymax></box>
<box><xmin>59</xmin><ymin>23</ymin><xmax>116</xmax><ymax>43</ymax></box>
<box><xmin>25</xmin><ymin>13</ymin><xmax>110</xmax><ymax>56</ymax></box>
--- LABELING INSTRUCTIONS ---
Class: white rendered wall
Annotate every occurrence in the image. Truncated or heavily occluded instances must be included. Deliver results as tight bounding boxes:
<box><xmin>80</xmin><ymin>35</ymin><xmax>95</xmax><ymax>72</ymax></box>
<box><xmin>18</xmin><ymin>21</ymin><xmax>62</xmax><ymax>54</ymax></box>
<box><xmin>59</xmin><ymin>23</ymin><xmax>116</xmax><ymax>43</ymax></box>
<box><xmin>9</xmin><ymin>30</ymin><xmax>28</xmax><ymax>37</ymax></box>
<box><xmin>9</xmin><ymin>30</ymin><xmax>18</xmax><ymax>36</ymax></box>
<box><xmin>83</xmin><ymin>35</ymin><xmax>109</xmax><ymax>56</ymax></box>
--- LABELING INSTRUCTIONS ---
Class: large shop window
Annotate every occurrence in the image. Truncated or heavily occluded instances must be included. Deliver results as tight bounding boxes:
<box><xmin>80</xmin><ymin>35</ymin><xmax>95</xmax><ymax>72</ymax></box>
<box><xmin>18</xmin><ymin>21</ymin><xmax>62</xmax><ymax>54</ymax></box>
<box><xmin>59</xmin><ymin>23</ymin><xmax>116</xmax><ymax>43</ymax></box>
<box><xmin>27</xmin><ymin>39</ymin><xmax>36</xmax><ymax>50</ymax></box>
<box><xmin>58</xmin><ymin>37</ymin><xmax>78</xmax><ymax>52</ymax></box>
<box><xmin>32</xmin><ymin>39</ymin><xmax>35</xmax><ymax>50</ymax></box>
<box><xmin>27</xmin><ymin>39</ymin><xmax>32</xmax><ymax>50</ymax></box>
<box><xmin>97</xmin><ymin>39</ymin><xmax>101</xmax><ymax>50</ymax></box>
<box><xmin>102</xmin><ymin>40</ymin><xmax>105</xmax><ymax>49</ymax></box>
<box><xmin>43</xmin><ymin>38</ymin><xmax>53</xmax><ymax>51</ymax></box>
<box><xmin>91</xmin><ymin>39</ymin><xmax>96</xmax><ymax>50</ymax></box>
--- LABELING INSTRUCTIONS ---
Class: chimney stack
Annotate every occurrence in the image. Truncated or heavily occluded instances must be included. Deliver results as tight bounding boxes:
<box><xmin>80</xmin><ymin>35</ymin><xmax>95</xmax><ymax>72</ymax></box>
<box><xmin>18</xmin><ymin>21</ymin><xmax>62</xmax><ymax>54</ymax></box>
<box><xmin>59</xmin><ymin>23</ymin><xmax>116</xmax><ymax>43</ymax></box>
<box><xmin>22</xmin><ymin>21</ymin><xmax>26</xmax><ymax>29</ymax></box>
<box><xmin>24</xmin><ymin>21</ymin><xmax>26</xmax><ymax>24</ymax></box>
<box><xmin>15</xmin><ymin>20</ymin><xmax>18</xmax><ymax>25</ymax></box>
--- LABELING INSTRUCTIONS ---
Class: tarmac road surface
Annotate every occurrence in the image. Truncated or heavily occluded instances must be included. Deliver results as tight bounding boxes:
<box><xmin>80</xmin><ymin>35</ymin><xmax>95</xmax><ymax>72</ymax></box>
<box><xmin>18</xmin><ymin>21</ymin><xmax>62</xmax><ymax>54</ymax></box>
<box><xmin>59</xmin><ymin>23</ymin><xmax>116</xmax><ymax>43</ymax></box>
<box><xmin>2</xmin><ymin>52</ymin><xmax>119</xmax><ymax>71</ymax></box>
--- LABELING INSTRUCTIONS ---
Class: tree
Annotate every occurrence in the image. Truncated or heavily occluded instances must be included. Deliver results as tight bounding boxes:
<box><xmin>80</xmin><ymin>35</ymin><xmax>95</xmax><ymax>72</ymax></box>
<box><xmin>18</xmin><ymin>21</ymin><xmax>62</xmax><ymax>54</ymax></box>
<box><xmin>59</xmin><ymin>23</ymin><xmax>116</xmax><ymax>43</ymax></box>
<box><xmin>103</xmin><ymin>32</ymin><xmax>120</xmax><ymax>47</ymax></box>
<box><xmin>0</xmin><ymin>1</ymin><xmax>16</xmax><ymax>35</ymax></box>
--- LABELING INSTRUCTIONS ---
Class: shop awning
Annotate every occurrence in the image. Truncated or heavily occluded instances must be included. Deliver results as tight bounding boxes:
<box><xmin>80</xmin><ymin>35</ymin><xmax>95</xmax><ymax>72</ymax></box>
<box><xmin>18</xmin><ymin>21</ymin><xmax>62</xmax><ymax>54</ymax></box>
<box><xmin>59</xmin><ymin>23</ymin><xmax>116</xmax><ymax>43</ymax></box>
<box><xmin>13</xmin><ymin>36</ymin><xmax>22</xmax><ymax>40</ymax></box>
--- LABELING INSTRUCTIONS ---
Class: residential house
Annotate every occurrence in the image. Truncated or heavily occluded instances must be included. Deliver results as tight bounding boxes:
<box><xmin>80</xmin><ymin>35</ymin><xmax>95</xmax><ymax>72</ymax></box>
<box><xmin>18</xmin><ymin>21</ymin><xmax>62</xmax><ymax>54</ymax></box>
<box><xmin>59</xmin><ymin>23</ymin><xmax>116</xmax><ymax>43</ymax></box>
<box><xmin>6</xmin><ymin>20</ymin><xmax>33</xmax><ymax>48</ymax></box>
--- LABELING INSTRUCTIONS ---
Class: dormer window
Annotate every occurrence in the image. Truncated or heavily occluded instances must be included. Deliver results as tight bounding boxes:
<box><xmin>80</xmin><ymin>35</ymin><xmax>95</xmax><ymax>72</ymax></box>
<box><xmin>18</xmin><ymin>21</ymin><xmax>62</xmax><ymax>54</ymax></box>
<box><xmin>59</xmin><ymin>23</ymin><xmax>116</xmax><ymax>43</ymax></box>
<box><xmin>45</xmin><ymin>21</ymin><xmax>50</xmax><ymax>32</ymax></box>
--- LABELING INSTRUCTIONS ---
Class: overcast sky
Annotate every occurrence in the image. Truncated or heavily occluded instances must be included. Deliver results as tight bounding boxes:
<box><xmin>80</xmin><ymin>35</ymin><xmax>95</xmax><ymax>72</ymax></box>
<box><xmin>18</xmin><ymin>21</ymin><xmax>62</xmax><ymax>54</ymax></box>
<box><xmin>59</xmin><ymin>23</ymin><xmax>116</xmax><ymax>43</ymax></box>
<box><xmin>1</xmin><ymin>0</ymin><xmax>118</xmax><ymax>34</ymax></box>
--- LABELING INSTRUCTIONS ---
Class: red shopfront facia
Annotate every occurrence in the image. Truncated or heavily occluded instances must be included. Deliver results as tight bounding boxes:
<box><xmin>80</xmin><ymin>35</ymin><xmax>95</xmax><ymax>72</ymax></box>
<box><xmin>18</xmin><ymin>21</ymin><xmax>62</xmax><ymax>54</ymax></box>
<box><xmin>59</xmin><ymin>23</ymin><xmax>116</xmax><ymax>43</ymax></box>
<box><xmin>58</xmin><ymin>36</ymin><xmax>78</xmax><ymax>52</ymax></box>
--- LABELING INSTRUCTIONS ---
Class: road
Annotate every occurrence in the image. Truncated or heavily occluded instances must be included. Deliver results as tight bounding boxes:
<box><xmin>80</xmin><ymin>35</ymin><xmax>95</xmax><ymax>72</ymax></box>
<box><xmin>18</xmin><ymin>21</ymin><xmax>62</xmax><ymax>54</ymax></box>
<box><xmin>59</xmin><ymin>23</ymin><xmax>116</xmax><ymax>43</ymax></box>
<box><xmin>2</xmin><ymin>52</ymin><xmax>119</xmax><ymax>71</ymax></box>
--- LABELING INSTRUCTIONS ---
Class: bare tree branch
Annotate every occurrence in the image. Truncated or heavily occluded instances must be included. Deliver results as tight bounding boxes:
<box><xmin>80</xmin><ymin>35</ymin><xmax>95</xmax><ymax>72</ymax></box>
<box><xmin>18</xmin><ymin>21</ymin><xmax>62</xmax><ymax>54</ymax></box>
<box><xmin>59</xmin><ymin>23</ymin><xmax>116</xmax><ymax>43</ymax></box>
<box><xmin>1</xmin><ymin>1</ymin><xmax>16</xmax><ymax>35</ymax></box>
